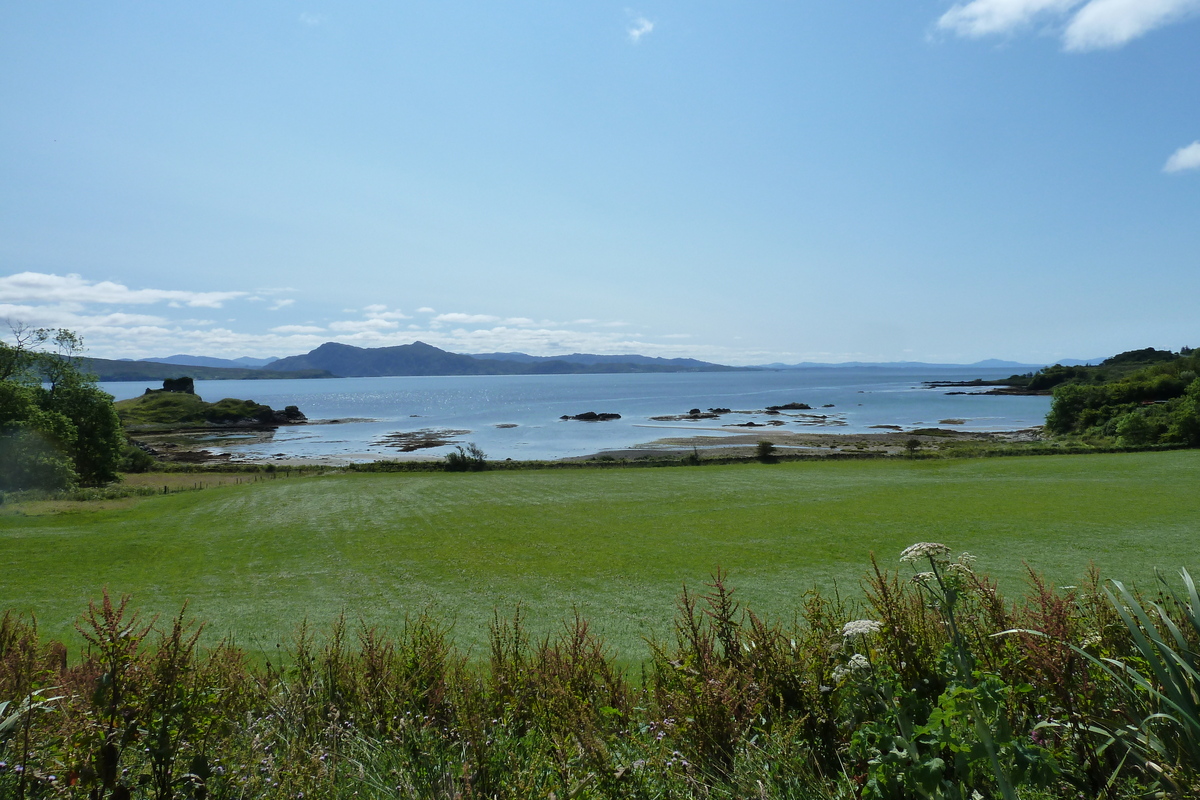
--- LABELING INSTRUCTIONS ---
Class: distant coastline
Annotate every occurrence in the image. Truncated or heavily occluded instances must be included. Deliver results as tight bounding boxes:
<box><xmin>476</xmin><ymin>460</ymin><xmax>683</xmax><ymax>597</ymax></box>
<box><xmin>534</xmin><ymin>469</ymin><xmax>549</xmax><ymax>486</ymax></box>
<box><xmin>88</xmin><ymin>341</ymin><xmax>1095</xmax><ymax>382</ymax></box>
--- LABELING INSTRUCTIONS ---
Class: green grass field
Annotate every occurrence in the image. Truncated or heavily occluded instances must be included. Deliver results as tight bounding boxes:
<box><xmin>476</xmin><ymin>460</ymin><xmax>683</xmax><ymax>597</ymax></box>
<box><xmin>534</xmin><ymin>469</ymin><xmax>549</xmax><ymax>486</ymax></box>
<box><xmin>3</xmin><ymin>451</ymin><xmax>1198</xmax><ymax>660</ymax></box>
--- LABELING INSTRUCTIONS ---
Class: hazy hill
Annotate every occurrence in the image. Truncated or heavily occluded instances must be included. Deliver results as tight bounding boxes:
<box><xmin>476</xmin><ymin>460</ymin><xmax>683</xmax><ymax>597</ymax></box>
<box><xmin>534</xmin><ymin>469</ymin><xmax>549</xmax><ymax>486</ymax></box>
<box><xmin>755</xmin><ymin>358</ymin><xmax>1106</xmax><ymax>370</ymax></box>
<box><xmin>471</xmin><ymin>351</ymin><xmax>732</xmax><ymax>369</ymax></box>
<box><xmin>143</xmin><ymin>354</ymin><xmax>279</xmax><ymax>369</ymax></box>
<box><xmin>266</xmin><ymin>342</ymin><xmax>747</xmax><ymax>377</ymax></box>
<box><xmin>80</xmin><ymin>357</ymin><xmax>332</xmax><ymax>382</ymax></box>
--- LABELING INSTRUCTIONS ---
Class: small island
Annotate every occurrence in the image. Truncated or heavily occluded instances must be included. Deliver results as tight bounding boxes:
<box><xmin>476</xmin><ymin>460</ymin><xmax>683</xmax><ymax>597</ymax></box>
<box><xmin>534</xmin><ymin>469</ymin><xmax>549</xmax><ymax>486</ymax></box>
<box><xmin>116</xmin><ymin>378</ymin><xmax>307</xmax><ymax>430</ymax></box>
<box><xmin>115</xmin><ymin>377</ymin><xmax>307</xmax><ymax>463</ymax></box>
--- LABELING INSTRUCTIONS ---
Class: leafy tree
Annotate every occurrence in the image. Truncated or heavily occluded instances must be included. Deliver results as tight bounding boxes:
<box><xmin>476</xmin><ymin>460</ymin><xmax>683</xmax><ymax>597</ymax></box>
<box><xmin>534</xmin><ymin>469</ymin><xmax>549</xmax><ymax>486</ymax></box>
<box><xmin>0</xmin><ymin>324</ymin><xmax>123</xmax><ymax>489</ymax></box>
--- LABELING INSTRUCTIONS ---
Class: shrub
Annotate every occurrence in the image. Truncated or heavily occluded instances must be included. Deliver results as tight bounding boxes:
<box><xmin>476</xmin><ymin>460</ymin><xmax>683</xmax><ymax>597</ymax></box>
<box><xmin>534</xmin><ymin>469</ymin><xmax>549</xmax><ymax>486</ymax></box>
<box><xmin>445</xmin><ymin>442</ymin><xmax>488</xmax><ymax>472</ymax></box>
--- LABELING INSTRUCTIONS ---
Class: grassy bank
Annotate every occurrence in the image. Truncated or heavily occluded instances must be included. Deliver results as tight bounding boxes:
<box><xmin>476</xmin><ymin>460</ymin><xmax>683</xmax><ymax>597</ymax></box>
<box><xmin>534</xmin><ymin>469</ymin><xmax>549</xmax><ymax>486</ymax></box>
<box><xmin>2</xmin><ymin>451</ymin><xmax>1199</xmax><ymax>658</ymax></box>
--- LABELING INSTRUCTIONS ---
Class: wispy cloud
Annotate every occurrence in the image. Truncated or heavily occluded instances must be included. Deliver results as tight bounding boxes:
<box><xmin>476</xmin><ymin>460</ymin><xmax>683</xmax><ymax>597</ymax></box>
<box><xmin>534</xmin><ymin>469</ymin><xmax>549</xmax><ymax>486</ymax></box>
<box><xmin>1164</xmin><ymin>140</ymin><xmax>1200</xmax><ymax>173</ymax></box>
<box><xmin>329</xmin><ymin>318</ymin><xmax>400</xmax><ymax>332</ymax></box>
<box><xmin>433</xmin><ymin>312</ymin><xmax>501</xmax><ymax>325</ymax></box>
<box><xmin>269</xmin><ymin>299</ymin><xmax>295</xmax><ymax>311</ymax></box>
<box><xmin>627</xmin><ymin>16</ymin><xmax>654</xmax><ymax>43</ymax></box>
<box><xmin>936</xmin><ymin>0</ymin><xmax>1200</xmax><ymax>50</ymax></box>
<box><xmin>361</xmin><ymin>304</ymin><xmax>409</xmax><ymax>320</ymax></box>
<box><xmin>0</xmin><ymin>271</ymin><xmax>753</xmax><ymax>363</ymax></box>
<box><xmin>1064</xmin><ymin>0</ymin><xmax>1200</xmax><ymax>50</ymax></box>
<box><xmin>0</xmin><ymin>272</ymin><xmax>246</xmax><ymax>308</ymax></box>
<box><xmin>270</xmin><ymin>324</ymin><xmax>326</xmax><ymax>334</ymax></box>
<box><xmin>299</xmin><ymin>12</ymin><xmax>326</xmax><ymax>27</ymax></box>
<box><xmin>938</xmin><ymin>0</ymin><xmax>1083</xmax><ymax>38</ymax></box>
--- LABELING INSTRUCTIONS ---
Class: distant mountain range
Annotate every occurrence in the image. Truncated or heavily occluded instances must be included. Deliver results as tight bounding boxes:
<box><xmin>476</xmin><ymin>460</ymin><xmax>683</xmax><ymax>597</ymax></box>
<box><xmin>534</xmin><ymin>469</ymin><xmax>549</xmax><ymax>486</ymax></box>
<box><xmin>264</xmin><ymin>342</ymin><xmax>748</xmax><ymax>377</ymax></box>
<box><xmin>86</xmin><ymin>341</ymin><xmax>1111</xmax><ymax>382</ymax></box>
<box><xmin>755</xmin><ymin>357</ymin><xmax>1106</xmax><ymax>370</ymax></box>
<box><xmin>471</xmin><ymin>351</ymin><xmax>726</xmax><ymax>369</ymax></box>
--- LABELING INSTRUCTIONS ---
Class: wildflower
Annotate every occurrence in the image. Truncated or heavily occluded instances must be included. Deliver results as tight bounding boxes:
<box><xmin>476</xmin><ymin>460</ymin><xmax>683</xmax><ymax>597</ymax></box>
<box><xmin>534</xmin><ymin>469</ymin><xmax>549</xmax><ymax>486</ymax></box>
<box><xmin>899</xmin><ymin>542</ymin><xmax>951</xmax><ymax>564</ymax></box>
<box><xmin>848</xmin><ymin>653</ymin><xmax>870</xmax><ymax>671</ymax></box>
<box><xmin>832</xmin><ymin>664</ymin><xmax>850</xmax><ymax>683</ymax></box>
<box><xmin>841</xmin><ymin>619</ymin><xmax>882</xmax><ymax>638</ymax></box>
<box><xmin>912</xmin><ymin>571</ymin><xmax>935</xmax><ymax>585</ymax></box>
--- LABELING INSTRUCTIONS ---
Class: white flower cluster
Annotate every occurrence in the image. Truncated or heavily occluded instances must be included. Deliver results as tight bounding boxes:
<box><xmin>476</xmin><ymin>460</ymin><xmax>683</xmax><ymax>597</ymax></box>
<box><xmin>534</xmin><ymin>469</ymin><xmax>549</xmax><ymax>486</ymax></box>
<box><xmin>841</xmin><ymin>619</ymin><xmax>883</xmax><ymax>638</ymax></box>
<box><xmin>899</xmin><ymin>542</ymin><xmax>951</xmax><ymax>564</ymax></box>
<box><xmin>832</xmin><ymin>653</ymin><xmax>871</xmax><ymax>683</ymax></box>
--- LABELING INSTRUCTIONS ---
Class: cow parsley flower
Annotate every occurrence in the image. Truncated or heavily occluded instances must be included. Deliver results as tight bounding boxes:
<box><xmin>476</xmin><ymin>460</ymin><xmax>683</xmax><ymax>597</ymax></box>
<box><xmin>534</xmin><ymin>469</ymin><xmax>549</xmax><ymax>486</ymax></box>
<box><xmin>841</xmin><ymin>619</ymin><xmax>883</xmax><ymax>638</ymax></box>
<box><xmin>900</xmin><ymin>542</ymin><xmax>951</xmax><ymax>563</ymax></box>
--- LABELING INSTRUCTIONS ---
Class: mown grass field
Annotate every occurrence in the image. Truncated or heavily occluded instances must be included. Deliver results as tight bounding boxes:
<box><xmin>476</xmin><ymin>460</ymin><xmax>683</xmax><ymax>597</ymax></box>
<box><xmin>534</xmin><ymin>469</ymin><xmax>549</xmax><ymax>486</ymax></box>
<box><xmin>3</xmin><ymin>451</ymin><xmax>1198</xmax><ymax>660</ymax></box>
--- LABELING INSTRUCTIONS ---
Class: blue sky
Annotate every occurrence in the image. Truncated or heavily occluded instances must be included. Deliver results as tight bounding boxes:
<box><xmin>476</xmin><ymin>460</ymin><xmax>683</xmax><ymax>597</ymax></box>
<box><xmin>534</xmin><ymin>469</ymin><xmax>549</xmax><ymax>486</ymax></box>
<box><xmin>1</xmin><ymin>1</ymin><xmax>1197</xmax><ymax>365</ymax></box>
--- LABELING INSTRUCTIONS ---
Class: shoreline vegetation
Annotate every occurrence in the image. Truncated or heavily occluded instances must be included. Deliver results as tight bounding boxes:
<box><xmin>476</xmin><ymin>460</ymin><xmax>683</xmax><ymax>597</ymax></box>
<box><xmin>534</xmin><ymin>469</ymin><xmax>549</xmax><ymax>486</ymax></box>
<box><xmin>1</xmin><ymin>549</ymin><xmax>1198</xmax><ymax>798</ymax></box>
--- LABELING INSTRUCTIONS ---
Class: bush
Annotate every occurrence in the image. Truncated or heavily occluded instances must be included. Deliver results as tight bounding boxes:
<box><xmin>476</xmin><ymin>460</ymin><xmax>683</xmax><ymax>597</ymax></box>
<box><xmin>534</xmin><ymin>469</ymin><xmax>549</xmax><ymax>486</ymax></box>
<box><xmin>445</xmin><ymin>442</ymin><xmax>488</xmax><ymax>472</ymax></box>
<box><xmin>119</xmin><ymin>442</ymin><xmax>157</xmax><ymax>473</ymax></box>
<box><xmin>755</xmin><ymin>440</ymin><xmax>776</xmax><ymax>462</ymax></box>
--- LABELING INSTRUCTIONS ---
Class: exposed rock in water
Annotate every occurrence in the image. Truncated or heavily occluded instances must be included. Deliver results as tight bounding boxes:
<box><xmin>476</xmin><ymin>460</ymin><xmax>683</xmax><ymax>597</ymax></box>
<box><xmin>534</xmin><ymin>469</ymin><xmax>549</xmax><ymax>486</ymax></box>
<box><xmin>649</xmin><ymin>410</ymin><xmax>720</xmax><ymax>421</ymax></box>
<box><xmin>375</xmin><ymin>428</ymin><xmax>472</xmax><ymax>451</ymax></box>
<box><xmin>560</xmin><ymin>412</ymin><xmax>622</xmax><ymax>421</ymax></box>
<box><xmin>766</xmin><ymin>402</ymin><xmax>812</xmax><ymax>411</ymax></box>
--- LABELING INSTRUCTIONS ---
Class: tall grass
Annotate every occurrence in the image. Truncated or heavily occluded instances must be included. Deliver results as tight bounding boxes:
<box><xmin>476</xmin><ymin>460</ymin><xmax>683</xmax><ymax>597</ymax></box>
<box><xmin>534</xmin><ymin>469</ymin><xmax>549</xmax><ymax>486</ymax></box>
<box><xmin>1</xmin><ymin>551</ymin><xmax>1198</xmax><ymax>798</ymax></box>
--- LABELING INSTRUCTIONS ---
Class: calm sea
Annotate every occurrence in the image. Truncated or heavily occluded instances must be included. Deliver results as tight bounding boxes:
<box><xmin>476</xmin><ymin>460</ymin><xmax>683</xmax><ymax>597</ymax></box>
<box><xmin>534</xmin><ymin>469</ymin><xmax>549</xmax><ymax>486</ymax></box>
<box><xmin>101</xmin><ymin>368</ymin><xmax>1051</xmax><ymax>462</ymax></box>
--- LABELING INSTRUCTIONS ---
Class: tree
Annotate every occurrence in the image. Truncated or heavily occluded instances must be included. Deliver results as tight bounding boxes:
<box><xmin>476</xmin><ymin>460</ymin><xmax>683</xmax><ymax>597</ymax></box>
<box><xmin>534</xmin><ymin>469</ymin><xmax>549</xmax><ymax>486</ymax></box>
<box><xmin>0</xmin><ymin>324</ymin><xmax>123</xmax><ymax>490</ymax></box>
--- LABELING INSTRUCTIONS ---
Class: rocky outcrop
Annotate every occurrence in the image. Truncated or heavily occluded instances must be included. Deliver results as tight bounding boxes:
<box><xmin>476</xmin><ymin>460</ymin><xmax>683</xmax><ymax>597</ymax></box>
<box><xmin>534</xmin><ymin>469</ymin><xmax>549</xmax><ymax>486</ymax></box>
<box><xmin>560</xmin><ymin>412</ymin><xmax>622</xmax><ymax>422</ymax></box>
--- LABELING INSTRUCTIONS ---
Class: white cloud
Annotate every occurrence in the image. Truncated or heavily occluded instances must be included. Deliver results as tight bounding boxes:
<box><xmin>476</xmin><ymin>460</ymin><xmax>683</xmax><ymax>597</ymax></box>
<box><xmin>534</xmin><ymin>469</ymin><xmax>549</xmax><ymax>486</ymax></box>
<box><xmin>0</xmin><ymin>270</ymin><xmax>769</xmax><ymax>363</ymax></box>
<box><xmin>628</xmin><ymin>16</ymin><xmax>654</xmax><ymax>43</ymax></box>
<box><xmin>0</xmin><ymin>272</ymin><xmax>246</xmax><ymax>308</ymax></box>
<box><xmin>433</xmin><ymin>312</ymin><xmax>501</xmax><ymax>324</ymax></box>
<box><xmin>328</xmin><ymin>318</ymin><xmax>400</xmax><ymax>332</ymax></box>
<box><xmin>1164</xmin><ymin>140</ymin><xmax>1200</xmax><ymax>172</ymax></box>
<box><xmin>269</xmin><ymin>299</ymin><xmax>296</xmax><ymax>311</ymax></box>
<box><xmin>938</xmin><ymin>0</ymin><xmax>1083</xmax><ymax>37</ymax></box>
<box><xmin>416</xmin><ymin>307</ymin><xmax>435</xmax><ymax>314</ymax></box>
<box><xmin>299</xmin><ymin>12</ymin><xmax>326</xmax><ymax>27</ymax></box>
<box><xmin>936</xmin><ymin>0</ymin><xmax>1200</xmax><ymax>49</ymax></box>
<box><xmin>1064</xmin><ymin>0</ymin><xmax>1200</xmax><ymax>49</ymax></box>
<box><xmin>270</xmin><ymin>324</ymin><xmax>326</xmax><ymax>334</ymax></box>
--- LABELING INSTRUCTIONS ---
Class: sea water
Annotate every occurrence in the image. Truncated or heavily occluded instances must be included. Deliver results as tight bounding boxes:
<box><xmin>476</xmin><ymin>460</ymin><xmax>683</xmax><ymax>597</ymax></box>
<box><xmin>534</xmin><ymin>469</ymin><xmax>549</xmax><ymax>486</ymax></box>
<box><xmin>101</xmin><ymin>368</ymin><xmax>1051</xmax><ymax>462</ymax></box>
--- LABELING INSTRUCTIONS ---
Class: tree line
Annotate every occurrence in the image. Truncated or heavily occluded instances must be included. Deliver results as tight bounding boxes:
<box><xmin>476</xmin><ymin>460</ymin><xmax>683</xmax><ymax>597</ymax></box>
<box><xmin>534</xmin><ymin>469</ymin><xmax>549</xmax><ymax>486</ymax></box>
<box><xmin>1044</xmin><ymin>348</ymin><xmax>1200</xmax><ymax>445</ymax></box>
<box><xmin>0</xmin><ymin>324</ymin><xmax>125</xmax><ymax>491</ymax></box>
